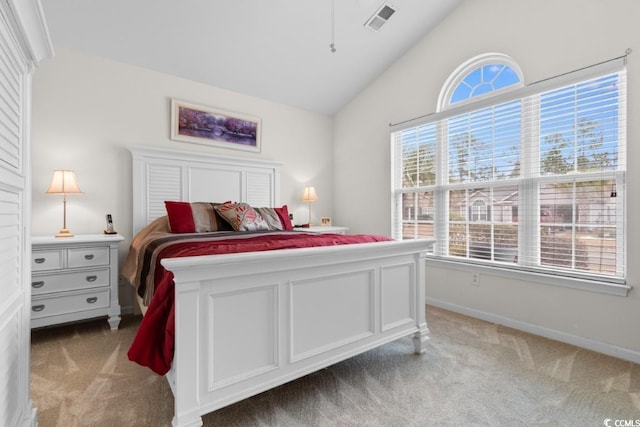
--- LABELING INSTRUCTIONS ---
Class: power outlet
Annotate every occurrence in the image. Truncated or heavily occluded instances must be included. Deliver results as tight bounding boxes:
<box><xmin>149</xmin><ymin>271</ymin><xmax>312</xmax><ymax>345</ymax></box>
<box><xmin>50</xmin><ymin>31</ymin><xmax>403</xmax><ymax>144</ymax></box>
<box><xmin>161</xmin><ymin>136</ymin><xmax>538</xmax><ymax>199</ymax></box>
<box><xmin>471</xmin><ymin>272</ymin><xmax>480</xmax><ymax>286</ymax></box>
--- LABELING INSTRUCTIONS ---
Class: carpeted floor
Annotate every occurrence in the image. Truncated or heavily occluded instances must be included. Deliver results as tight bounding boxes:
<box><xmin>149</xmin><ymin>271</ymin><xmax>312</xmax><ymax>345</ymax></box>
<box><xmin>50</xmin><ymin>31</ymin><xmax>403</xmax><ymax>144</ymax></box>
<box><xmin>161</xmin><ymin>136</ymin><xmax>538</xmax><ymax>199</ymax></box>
<box><xmin>31</xmin><ymin>306</ymin><xmax>640</xmax><ymax>426</ymax></box>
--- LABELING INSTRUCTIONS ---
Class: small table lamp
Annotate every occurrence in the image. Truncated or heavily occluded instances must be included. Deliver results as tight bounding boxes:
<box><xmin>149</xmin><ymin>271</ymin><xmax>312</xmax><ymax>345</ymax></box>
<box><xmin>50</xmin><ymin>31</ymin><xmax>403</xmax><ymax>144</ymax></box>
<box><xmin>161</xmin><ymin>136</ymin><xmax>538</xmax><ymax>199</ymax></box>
<box><xmin>46</xmin><ymin>170</ymin><xmax>82</xmax><ymax>237</ymax></box>
<box><xmin>301</xmin><ymin>185</ymin><xmax>319</xmax><ymax>225</ymax></box>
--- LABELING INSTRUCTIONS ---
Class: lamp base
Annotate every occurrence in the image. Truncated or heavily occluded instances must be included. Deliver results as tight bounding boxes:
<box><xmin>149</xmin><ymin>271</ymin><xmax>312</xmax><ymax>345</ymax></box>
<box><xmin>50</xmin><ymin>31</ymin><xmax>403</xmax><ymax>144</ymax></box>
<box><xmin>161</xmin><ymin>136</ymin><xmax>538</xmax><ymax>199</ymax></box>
<box><xmin>55</xmin><ymin>228</ymin><xmax>74</xmax><ymax>238</ymax></box>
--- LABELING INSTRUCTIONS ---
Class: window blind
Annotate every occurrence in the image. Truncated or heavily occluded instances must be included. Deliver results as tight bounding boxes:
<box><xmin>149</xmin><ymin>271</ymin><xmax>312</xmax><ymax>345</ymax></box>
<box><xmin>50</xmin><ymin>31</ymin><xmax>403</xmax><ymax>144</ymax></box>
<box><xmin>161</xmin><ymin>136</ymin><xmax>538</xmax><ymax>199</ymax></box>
<box><xmin>391</xmin><ymin>58</ymin><xmax>626</xmax><ymax>283</ymax></box>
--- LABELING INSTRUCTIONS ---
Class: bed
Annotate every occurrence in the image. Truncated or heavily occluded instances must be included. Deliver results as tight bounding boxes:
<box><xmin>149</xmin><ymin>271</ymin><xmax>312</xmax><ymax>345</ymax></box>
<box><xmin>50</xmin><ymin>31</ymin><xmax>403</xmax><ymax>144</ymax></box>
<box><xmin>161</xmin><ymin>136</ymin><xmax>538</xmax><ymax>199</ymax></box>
<box><xmin>126</xmin><ymin>146</ymin><xmax>434</xmax><ymax>427</ymax></box>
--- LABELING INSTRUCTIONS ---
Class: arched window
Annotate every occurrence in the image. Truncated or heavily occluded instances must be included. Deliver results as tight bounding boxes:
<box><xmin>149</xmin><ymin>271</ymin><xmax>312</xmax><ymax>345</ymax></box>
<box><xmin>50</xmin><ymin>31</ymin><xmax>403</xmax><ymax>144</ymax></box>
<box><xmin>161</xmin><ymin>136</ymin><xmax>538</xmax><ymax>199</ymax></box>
<box><xmin>471</xmin><ymin>199</ymin><xmax>487</xmax><ymax>222</ymax></box>
<box><xmin>391</xmin><ymin>52</ymin><xmax>627</xmax><ymax>290</ymax></box>
<box><xmin>438</xmin><ymin>53</ymin><xmax>523</xmax><ymax>111</ymax></box>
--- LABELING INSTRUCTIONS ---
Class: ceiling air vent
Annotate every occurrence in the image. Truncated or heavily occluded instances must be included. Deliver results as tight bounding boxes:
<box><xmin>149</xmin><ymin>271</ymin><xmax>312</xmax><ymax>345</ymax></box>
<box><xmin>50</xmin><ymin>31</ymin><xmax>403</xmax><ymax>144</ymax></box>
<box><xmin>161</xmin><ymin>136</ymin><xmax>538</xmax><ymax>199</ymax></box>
<box><xmin>364</xmin><ymin>4</ymin><xmax>396</xmax><ymax>32</ymax></box>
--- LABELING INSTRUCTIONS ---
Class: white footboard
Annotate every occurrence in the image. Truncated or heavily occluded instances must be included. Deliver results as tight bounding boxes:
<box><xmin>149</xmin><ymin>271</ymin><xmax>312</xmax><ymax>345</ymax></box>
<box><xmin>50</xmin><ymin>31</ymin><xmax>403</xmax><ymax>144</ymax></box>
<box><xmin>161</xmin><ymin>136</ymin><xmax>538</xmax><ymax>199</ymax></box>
<box><xmin>161</xmin><ymin>239</ymin><xmax>432</xmax><ymax>427</ymax></box>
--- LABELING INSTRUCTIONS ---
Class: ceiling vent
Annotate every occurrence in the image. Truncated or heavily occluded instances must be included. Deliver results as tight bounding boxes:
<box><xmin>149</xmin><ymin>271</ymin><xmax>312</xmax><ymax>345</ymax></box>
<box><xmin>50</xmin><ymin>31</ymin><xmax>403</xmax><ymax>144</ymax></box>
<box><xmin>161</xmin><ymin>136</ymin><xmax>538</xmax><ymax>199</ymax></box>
<box><xmin>364</xmin><ymin>3</ymin><xmax>396</xmax><ymax>32</ymax></box>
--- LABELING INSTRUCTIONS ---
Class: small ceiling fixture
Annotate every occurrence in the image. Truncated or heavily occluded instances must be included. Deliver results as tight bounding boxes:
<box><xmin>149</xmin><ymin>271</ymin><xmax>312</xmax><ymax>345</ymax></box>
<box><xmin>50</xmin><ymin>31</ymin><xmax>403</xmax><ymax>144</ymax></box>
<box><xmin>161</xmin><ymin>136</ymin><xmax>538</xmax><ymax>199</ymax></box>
<box><xmin>329</xmin><ymin>0</ymin><xmax>336</xmax><ymax>53</ymax></box>
<box><xmin>364</xmin><ymin>3</ymin><xmax>396</xmax><ymax>32</ymax></box>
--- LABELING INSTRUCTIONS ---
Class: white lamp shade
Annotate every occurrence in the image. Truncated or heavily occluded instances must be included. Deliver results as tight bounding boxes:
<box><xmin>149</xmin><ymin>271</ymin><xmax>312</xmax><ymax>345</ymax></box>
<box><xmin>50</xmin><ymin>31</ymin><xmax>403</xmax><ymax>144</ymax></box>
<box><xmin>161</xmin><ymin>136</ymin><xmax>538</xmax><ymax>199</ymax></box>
<box><xmin>301</xmin><ymin>186</ymin><xmax>319</xmax><ymax>203</ymax></box>
<box><xmin>46</xmin><ymin>170</ymin><xmax>82</xmax><ymax>195</ymax></box>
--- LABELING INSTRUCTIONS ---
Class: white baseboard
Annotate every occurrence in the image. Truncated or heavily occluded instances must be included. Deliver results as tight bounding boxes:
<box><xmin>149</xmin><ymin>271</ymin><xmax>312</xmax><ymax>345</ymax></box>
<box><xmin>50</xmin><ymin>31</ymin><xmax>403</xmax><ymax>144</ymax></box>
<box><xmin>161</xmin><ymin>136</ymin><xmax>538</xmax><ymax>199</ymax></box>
<box><xmin>426</xmin><ymin>297</ymin><xmax>640</xmax><ymax>364</ymax></box>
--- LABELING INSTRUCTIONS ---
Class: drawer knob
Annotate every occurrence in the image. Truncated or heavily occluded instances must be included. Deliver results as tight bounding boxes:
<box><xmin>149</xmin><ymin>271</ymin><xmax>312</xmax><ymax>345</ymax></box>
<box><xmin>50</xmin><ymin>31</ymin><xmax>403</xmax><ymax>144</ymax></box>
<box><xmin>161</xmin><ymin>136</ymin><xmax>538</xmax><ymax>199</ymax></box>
<box><xmin>34</xmin><ymin>258</ymin><xmax>45</xmax><ymax>264</ymax></box>
<box><xmin>32</xmin><ymin>281</ymin><xmax>45</xmax><ymax>288</ymax></box>
<box><xmin>84</xmin><ymin>254</ymin><xmax>95</xmax><ymax>260</ymax></box>
<box><xmin>32</xmin><ymin>304</ymin><xmax>45</xmax><ymax>312</ymax></box>
<box><xmin>85</xmin><ymin>275</ymin><xmax>97</xmax><ymax>282</ymax></box>
<box><xmin>86</xmin><ymin>297</ymin><xmax>98</xmax><ymax>304</ymax></box>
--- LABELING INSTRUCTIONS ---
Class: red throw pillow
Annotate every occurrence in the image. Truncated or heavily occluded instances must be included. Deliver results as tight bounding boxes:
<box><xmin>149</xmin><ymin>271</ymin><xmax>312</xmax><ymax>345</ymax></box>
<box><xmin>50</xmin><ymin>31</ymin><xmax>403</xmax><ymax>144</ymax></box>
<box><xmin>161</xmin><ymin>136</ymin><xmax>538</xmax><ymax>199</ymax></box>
<box><xmin>164</xmin><ymin>201</ymin><xmax>196</xmax><ymax>233</ymax></box>
<box><xmin>274</xmin><ymin>205</ymin><xmax>293</xmax><ymax>231</ymax></box>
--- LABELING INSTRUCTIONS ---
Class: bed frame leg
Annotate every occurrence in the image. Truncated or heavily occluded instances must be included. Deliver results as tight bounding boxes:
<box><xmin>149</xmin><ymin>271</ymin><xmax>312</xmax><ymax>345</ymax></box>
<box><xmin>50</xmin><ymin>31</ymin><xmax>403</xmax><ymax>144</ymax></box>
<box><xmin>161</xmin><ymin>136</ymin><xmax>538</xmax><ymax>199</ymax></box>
<box><xmin>172</xmin><ymin>414</ymin><xmax>202</xmax><ymax>427</ymax></box>
<box><xmin>412</xmin><ymin>323</ymin><xmax>430</xmax><ymax>354</ymax></box>
<box><xmin>172</xmin><ymin>280</ymin><xmax>203</xmax><ymax>427</ymax></box>
<box><xmin>412</xmin><ymin>251</ymin><xmax>430</xmax><ymax>355</ymax></box>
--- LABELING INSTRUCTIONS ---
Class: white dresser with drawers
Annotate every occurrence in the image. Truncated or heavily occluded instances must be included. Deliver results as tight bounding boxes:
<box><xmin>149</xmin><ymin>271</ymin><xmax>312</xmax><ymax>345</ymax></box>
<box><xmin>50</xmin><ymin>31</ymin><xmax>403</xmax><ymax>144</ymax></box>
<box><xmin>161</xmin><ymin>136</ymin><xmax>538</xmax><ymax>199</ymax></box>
<box><xmin>31</xmin><ymin>234</ymin><xmax>123</xmax><ymax>330</ymax></box>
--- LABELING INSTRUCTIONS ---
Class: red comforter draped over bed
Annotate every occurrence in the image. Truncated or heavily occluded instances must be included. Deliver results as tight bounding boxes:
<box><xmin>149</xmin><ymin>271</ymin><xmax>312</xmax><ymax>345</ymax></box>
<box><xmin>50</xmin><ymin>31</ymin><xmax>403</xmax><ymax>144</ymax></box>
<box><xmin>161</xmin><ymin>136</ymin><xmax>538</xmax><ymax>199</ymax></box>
<box><xmin>127</xmin><ymin>232</ymin><xmax>392</xmax><ymax>375</ymax></box>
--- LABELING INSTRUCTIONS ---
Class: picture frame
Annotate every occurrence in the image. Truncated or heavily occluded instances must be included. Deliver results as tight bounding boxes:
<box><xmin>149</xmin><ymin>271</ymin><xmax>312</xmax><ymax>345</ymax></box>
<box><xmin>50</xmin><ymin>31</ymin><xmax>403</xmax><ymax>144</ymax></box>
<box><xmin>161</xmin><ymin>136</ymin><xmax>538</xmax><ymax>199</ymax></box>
<box><xmin>320</xmin><ymin>216</ymin><xmax>332</xmax><ymax>226</ymax></box>
<box><xmin>170</xmin><ymin>99</ymin><xmax>261</xmax><ymax>152</ymax></box>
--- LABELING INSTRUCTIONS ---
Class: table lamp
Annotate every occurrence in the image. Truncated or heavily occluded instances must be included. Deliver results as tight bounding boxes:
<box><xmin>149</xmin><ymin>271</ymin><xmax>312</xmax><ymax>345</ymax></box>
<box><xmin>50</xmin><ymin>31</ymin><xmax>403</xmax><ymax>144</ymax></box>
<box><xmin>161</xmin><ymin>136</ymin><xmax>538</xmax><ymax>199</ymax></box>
<box><xmin>46</xmin><ymin>170</ymin><xmax>82</xmax><ymax>237</ymax></box>
<box><xmin>301</xmin><ymin>185</ymin><xmax>318</xmax><ymax>225</ymax></box>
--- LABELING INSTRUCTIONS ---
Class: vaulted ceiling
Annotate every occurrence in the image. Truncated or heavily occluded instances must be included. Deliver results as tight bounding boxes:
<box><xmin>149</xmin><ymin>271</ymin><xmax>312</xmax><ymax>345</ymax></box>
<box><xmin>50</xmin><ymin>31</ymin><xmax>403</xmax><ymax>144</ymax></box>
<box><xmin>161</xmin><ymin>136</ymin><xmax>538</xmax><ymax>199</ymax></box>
<box><xmin>41</xmin><ymin>0</ymin><xmax>463</xmax><ymax>115</ymax></box>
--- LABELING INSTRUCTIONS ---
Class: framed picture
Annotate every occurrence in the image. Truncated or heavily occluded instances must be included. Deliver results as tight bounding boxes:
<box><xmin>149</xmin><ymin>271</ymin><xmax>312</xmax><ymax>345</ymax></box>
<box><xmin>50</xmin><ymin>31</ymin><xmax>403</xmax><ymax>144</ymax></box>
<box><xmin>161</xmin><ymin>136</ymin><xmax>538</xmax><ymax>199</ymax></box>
<box><xmin>320</xmin><ymin>217</ymin><xmax>332</xmax><ymax>226</ymax></box>
<box><xmin>170</xmin><ymin>99</ymin><xmax>261</xmax><ymax>152</ymax></box>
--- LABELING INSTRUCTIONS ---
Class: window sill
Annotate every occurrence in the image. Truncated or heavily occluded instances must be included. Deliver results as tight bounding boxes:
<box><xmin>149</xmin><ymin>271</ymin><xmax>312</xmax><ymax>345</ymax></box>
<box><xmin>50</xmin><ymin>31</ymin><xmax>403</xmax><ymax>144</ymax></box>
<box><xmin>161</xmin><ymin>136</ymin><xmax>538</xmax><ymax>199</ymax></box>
<box><xmin>425</xmin><ymin>256</ymin><xmax>631</xmax><ymax>297</ymax></box>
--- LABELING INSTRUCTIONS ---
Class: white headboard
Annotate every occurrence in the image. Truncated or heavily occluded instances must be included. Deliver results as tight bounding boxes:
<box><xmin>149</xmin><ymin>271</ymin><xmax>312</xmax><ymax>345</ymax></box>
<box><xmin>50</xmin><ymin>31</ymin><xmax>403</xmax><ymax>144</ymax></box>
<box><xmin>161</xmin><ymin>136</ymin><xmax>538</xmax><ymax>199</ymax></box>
<box><xmin>130</xmin><ymin>146</ymin><xmax>282</xmax><ymax>235</ymax></box>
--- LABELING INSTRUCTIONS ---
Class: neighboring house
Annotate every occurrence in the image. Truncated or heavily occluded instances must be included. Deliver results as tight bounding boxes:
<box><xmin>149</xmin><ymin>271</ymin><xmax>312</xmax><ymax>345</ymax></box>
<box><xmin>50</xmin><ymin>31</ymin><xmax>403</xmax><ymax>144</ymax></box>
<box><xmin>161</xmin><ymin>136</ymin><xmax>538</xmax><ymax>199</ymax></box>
<box><xmin>404</xmin><ymin>184</ymin><xmax>616</xmax><ymax>226</ymax></box>
<box><xmin>469</xmin><ymin>185</ymin><xmax>617</xmax><ymax>227</ymax></box>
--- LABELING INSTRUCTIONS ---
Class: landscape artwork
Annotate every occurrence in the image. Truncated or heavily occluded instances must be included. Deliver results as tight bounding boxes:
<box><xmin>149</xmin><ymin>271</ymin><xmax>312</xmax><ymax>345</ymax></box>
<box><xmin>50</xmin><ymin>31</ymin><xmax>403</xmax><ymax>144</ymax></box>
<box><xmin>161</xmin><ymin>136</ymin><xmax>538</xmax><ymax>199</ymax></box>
<box><xmin>171</xmin><ymin>99</ymin><xmax>261</xmax><ymax>152</ymax></box>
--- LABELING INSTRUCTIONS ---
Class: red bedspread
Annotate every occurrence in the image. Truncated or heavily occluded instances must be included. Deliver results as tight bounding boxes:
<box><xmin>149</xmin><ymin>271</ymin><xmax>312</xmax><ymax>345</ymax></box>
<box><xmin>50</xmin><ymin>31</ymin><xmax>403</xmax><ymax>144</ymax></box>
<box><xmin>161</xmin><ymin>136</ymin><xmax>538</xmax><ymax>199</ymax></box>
<box><xmin>127</xmin><ymin>231</ymin><xmax>392</xmax><ymax>375</ymax></box>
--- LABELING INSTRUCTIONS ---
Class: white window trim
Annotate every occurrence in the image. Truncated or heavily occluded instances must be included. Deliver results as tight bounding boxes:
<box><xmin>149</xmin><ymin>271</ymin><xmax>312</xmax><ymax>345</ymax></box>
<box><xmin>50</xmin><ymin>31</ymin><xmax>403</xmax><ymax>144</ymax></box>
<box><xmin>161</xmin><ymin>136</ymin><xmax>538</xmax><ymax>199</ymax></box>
<box><xmin>392</xmin><ymin>55</ymin><xmax>629</xmax><ymax>297</ymax></box>
<box><xmin>426</xmin><ymin>257</ymin><xmax>630</xmax><ymax>297</ymax></box>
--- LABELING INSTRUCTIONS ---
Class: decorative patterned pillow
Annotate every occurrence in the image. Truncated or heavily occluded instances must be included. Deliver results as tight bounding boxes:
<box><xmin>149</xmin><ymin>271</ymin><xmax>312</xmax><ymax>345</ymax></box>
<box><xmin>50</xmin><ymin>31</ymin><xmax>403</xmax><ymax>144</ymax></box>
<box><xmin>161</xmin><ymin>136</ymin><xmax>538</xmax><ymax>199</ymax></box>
<box><xmin>253</xmin><ymin>207</ymin><xmax>282</xmax><ymax>230</ymax></box>
<box><xmin>164</xmin><ymin>201</ymin><xmax>233</xmax><ymax>233</ymax></box>
<box><xmin>214</xmin><ymin>202</ymin><xmax>270</xmax><ymax>231</ymax></box>
<box><xmin>254</xmin><ymin>205</ymin><xmax>293</xmax><ymax>231</ymax></box>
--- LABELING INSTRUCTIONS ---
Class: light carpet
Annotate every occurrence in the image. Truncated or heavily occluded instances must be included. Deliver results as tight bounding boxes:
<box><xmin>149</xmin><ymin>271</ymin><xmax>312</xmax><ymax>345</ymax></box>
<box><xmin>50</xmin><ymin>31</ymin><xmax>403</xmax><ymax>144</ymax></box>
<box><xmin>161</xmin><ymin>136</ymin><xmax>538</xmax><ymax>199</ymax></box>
<box><xmin>30</xmin><ymin>306</ymin><xmax>640</xmax><ymax>426</ymax></box>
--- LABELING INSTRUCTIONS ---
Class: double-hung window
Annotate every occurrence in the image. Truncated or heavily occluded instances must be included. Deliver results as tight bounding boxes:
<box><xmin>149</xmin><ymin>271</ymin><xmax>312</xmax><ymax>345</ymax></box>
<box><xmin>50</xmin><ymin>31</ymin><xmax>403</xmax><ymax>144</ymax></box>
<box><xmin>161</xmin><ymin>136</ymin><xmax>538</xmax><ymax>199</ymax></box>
<box><xmin>391</xmin><ymin>55</ymin><xmax>627</xmax><ymax>291</ymax></box>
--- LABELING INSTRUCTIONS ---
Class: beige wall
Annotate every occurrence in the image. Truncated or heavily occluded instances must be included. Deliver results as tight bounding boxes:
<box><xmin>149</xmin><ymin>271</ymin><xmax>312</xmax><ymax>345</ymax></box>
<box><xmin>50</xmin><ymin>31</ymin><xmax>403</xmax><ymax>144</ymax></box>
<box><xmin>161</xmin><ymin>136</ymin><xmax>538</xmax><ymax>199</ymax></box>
<box><xmin>334</xmin><ymin>0</ymin><xmax>640</xmax><ymax>360</ymax></box>
<box><xmin>31</xmin><ymin>48</ymin><xmax>334</xmax><ymax>311</ymax></box>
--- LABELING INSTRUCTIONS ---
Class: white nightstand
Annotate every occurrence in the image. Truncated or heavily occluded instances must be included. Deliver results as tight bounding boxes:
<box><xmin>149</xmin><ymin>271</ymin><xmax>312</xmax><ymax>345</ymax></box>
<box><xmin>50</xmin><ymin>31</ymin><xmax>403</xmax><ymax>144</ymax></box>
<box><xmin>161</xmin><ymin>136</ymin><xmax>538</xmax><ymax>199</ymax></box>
<box><xmin>293</xmin><ymin>226</ymin><xmax>349</xmax><ymax>234</ymax></box>
<box><xmin>30</xmin><ymin>234</ymin><xmax>124</xmax><ymax>330</ymax></box>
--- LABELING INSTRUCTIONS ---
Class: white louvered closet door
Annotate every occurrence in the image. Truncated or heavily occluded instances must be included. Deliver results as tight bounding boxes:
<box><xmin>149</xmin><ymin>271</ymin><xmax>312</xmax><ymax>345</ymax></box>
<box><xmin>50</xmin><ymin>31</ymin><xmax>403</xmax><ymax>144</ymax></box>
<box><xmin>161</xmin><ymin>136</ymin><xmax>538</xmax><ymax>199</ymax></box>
<box><xmin>0</xmin><ymin>9</ymin><xmax>31</xmax><ymax>426</ymax></box>
<box><xmin>0</xmin><ymin>1</ymin><xmax>51</xmax><ymax>426</ymax></box>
